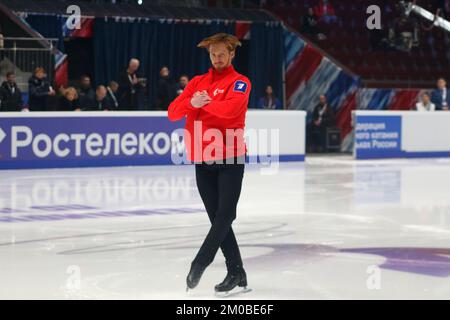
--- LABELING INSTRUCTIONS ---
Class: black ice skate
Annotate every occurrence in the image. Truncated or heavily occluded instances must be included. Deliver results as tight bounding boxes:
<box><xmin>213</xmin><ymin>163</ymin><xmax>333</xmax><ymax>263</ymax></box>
<box><xmin>214</xmin><ymin>267</ymin><xmax>252</xmax><ymax>297</ymax></box>
<box><xmin>186</xmin><ymin>262</ymin><xmax>207</xmax><ymax>292</ymax></box>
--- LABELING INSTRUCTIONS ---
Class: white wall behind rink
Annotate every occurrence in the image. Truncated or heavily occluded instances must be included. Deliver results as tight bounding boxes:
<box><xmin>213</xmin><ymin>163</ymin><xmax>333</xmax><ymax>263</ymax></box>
<box><xmin>402</xmin><ymin>112</ymin><xmax>450</xmax><ymax>152</ymax></box>
<box><xmin>245</xmin><ymin>110</ymin><xmax>306</xmax><ymax>158</ymax></box>
<box><xmin>354</xmin><ymin>110</ymin><xmax>450</xmax><ymax>156</ymax></box>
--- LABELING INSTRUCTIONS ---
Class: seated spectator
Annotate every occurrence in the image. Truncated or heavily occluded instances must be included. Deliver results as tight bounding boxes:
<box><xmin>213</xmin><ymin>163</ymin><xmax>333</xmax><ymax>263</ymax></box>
<box><xmin>257</xmin><ymin>85</ymin><xmax>282</xmax><ymax>109</ymax></box>
<box><xmin>77</xmin><ymin>75</ymin><xmax>95</xmax><ymax>110</ymax></box>
<box><xmin>0</xmin><ymin>71</ymin><xmax>23</xmax><ymax>112</ymax></box>
<box><xmin>156</xmin><ymin>66</ymin><xmax>177</xmax><ymax>111</ymax></box>
<box><xmin>176</xmin><ymin>74</ymin><xmax>189</xmax><ymax>96</ymax></box>
<box><xmin>301</xmin><ymin>7</ymin><xmax>325</xmax><ymax>40</ymax></box>
<box><xmin>431</xmin><ymin>77</ymin><xmax>450</xmax><ymax>110</ymax></box>
<box><xmin>314</xmin><ymin>0</ymin><xmax>338</xmax><ymax>24</ymax></box>
<box><xmin>307</xmin><ymin>94</ymin><xmax>336</xmax><ymax>152</ymax></box>
<box><xmin>89</xmin><ymin>85</ymin><xmax>114</xmax><ymax>111</ymax></box>
<box><xmin>106</xmin><ymin>81</ymin><xmax>119</xmax><ymax>109</ymax></box>
<box><xmin>416</xmin><ymin>92</ymin><xmax>435</xmax><ymax>111</ymax></box>
<box><xmin>59</xmin><ymin>87</ymin><xmax>81</xmax><ymax>112</ymax></box>
<box><xmin>391</xmin><ymin>16</ymin><xmax>418</xmax><ymax>52</ymax></box>
<box><xmin>28</xmin><ymin>67</ymin><xmax>55</xmax><ymax>111</ymax></box>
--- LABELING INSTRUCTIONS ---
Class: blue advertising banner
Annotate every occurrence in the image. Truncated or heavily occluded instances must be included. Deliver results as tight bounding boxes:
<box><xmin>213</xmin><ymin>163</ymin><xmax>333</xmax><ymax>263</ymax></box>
<box><xmin>0</xmin><ymin>112</ymin><xmax>185</xmax><ymax>170</ymax></box>
<box><xmin>354</xmin><ymin>115</ymin><xmax>402</xmax><ymax>159</ymax></box>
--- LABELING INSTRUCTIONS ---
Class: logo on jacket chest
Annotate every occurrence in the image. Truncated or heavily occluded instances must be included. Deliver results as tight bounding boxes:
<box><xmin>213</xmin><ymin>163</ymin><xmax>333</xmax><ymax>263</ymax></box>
<box><xmin>213</xmin><ymin>88</ymin><xmax>224</xmax><ymax>96</ymax></box>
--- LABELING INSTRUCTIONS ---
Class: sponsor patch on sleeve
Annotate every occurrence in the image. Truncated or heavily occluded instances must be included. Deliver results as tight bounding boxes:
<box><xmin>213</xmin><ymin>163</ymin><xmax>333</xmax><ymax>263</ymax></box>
<box><xmin>233</xmin><ymin>80</ymin><xmax>248</xmax><ymax>94</ymax></box>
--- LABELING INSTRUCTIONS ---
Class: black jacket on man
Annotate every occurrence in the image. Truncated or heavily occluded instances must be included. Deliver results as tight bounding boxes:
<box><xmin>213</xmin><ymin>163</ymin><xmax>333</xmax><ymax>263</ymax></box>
<box><xmin>117</xmin><ymin>71</ymin><xmax>142</xmax><ymax>110</ymax></box>
<box><xmin>77</xmin><ymin>86</ymin><xmax>96</xmax><ymax>110</ymax></box>
<box><xmin>88</xmin><ymin>96</ymin><xmax>115</xmax><ymax>111</ymax></box>
<box><xmin>155</xmin><ymin>76</ymin><xmax>176</xmax><ymax>111</ymax></box>
<box><xmin>312</xmin><ymin>102</ymin><xmax>336</xmax><ymax>127</ymax></box>
<box><xmin>28</xmin><ymin>76</ymin><xmax>51</xmax><ymax>111</ymax></box>
<box><xmin>0</xmin><ymin>81</ymin><xmax>23</xmax><ymax>111</ymax></box>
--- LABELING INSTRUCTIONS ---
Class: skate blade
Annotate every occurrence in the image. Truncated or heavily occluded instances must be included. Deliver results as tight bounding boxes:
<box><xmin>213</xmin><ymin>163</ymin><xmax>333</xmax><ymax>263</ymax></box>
<box><xmin>215</xmin><ymin>286</ymin><xmax>252</xmax><ymax>298</ymax></box>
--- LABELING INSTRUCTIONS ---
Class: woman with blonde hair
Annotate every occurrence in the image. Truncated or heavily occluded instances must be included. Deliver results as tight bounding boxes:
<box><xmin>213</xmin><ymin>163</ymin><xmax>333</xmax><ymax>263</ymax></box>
<box><xmin>59</xmin><ymin>87</ymin><xmax>81</xmax><ymax>111</ymax></box>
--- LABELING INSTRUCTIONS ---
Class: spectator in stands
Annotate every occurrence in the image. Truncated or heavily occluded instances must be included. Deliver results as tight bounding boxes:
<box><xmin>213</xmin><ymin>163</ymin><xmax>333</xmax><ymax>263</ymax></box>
<box><xmin>314</xmin><ymin>0</ymin><xmax>338</xmax><ymax>24</ymax></box>
<box><xmin>106</xmin><ymin>81</ymin><xmax>119</xmax><ymax>109</ymax></box>
<box><xmin>301</xmin><ymin>7</ymin><xmax>324</xmax><ymax>39</ymax></box>
<box><xmin>28</xmin><ymin>67</ymin><xmax>55</xmax><ymax>111</ymax></box>
<box><xmin>416</xmin><ymin>92</ymin><xmax>435</xmax><ymax>111</ymax></box>
<box><xmin>308</xmin><ymin>94</ymin><xmax>336</xmax><ymax>152</ymax></box>
<box><xmin>431</xmin><ymin>77</ymin><xmax>450</xmax><ymax>110</ymax></box>
<box><xmin>0</xmin><ymin>71</ymin><xmax>23</xmax><ymax>112</ymax></box>
<box><xmin>156</xmin><ymin>66</ymin><xmax>177</xmax><ymax>110</ymax></box>
<box><xmin>257</xmin><ymin>85</ymin><xmax>282</xmax><ymax>109</ymax></box>
<box><xmin>176</xmin><ymin>74</ymin><xmax>189</xmax><ymax>96</ymax></box>
<box><xmin>89</xmin><ymin>85</ymin><xmax>114</xmax><ymax>111</ymax></box>
<box><xmin>77</xmin><ymin>75</ymin><xmax>95</xmax><ymax>110</ymax></box>
<box><xmin>118</xmin><ymin>58</ymin><xmax>143</xmax><ymax>110</ymax></box>
<box><xmin>59</xmin><ymin>87</ymin><xmax>81</xmax><ymax>112</ymax></box>
<box><xmin>392</xmin><ymin>17</ymin><xmax>416</xmax><ymax>52</ymax></box>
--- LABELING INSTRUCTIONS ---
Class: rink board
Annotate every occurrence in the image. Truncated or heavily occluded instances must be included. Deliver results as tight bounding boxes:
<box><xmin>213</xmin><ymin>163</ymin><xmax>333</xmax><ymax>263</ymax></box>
<box><xmin>0</xmin><ymin>110</ymin><xmax>305</xmax><ymax>170</ymax></box>
<box><xmin>354</xmin><ymin>110</ymin><xmax>450</xmax><ymax>159</ymax></box>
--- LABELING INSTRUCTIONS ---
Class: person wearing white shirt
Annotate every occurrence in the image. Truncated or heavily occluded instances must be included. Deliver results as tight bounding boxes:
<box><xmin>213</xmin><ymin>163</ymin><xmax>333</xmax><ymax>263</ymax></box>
<box><xmin>416</xmin><ymin>92</ymin><xmax>435</xmax><ymax>112</ymax></box>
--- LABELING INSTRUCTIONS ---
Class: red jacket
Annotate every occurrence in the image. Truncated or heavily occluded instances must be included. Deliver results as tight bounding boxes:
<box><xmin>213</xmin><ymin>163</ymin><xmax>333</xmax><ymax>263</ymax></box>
<box><xmin>168</xmin><ymin>65</ymin><xmax>251</xmax><ymax>162</ymax></box>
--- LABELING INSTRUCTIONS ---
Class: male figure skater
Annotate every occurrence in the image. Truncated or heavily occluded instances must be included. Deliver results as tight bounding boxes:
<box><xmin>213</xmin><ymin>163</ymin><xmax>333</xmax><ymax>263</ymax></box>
<box><xmin>167</xmin><ymin>33</ymin><xmax>251</xmax><ymax>294</ymax></box>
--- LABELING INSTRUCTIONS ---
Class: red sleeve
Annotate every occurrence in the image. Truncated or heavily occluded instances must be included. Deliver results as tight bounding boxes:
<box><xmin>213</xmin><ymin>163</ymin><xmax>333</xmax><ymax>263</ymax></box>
<box><xmin>202</xmin><ymin>78</ymin><xmax>251</xmax><ymax>119</ymax></box>
<box><xmin>167</xmin><ymin>76</ymin><xmax>198</xmax><ymax>121</ymax></box>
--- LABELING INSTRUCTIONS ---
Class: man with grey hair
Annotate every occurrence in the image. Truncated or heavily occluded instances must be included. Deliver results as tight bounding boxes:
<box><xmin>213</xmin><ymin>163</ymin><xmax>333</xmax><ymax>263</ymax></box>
<box><xmin>88</xmin><ymin>85</ymin><xmax>114</xmax><ymax>111</ymax></box>
<box><xmin>117</xmin><ymin>58</ymin><xmax>144</xmax><ymax>110</ymax></box>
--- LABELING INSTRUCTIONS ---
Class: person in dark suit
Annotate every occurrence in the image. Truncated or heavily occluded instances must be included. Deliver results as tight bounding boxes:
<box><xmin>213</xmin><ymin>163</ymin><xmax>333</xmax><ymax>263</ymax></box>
<box><xmin>28</xmin><ymin>67</ymin><xmax>55</xmax><ymax>111</ymax></box>
<box><xmin>308</xmin><ymin>94</ymin><xmax>336</xmax><ymax>152</ymax></box>
<box><xmin>77</xmin><ymin>75</ymin><xmax>95</xmax><ymax>110</ymax></box>
<box><xmin>106</xmin><ymin>81</ymin><xmax>119</xmax><ymax>110</ymax></box>
<box><xmin>88</xmin><ymin>85</ymin><xmax>114</xmax><ymax>111</ymax></box>
<box><xmin>117</xmin><ymin>58</ymin><xmax>143</xmax><ymax>110</ymax></box>
<box><xmin>431</xmin><ymin>77</ymin><xmax>450</xmax><ymax>110</ymax></box>
<box><xmin>0</xmin><ymin>72</ymin><xmax>23</xmax><ymax>111</ymax></box>
<box><xmin>58</xmin><ymin>87</ymin><xmax>81</xmax><ymax>112</ymax></box>
<box><xmin>155</xmin><ymin>66</ymin><xmax>177</xmax><ymax>111</ymax></box>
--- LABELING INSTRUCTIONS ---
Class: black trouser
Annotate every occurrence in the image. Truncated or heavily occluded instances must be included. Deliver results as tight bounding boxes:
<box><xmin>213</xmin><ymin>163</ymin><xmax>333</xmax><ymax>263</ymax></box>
<box><xmin>192</xmin><ymin>158</ymin><xmax>245</xmax><ymax>272</ymax></box>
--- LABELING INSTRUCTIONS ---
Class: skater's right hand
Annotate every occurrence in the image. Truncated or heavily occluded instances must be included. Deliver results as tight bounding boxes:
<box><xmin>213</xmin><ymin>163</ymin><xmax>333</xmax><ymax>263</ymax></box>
<box><xmin>191</xmin><ymin>91</ymin><xmax>211</xmax><ymax>108</ymax></box>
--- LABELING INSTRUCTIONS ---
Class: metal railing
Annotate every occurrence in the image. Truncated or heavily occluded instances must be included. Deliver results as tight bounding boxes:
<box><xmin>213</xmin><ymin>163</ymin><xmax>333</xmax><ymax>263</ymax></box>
<box><xmin>0</xmin><ymin>37</ymin><xmax>59</xmax><ymax>89</ymax></box>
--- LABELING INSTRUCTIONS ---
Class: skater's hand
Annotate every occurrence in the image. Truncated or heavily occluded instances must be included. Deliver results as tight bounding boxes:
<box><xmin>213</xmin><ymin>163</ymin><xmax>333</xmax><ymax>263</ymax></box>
<box><xmin>191</xmin><ymin>91</ymin><xmax>211</xmax><ymax>108</ymax></box>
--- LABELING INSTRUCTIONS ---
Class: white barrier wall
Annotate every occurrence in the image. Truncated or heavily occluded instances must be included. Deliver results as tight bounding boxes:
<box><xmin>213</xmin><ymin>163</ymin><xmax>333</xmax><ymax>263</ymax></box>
<box><xmin>353</xmin><ymin>110</ymin><xmax>450</xmax><ymax>159</ymax></box>
<box><xmin>0</xmin><ymin>110</ymin><xmax>306</xmax><ymax>169</ymax></box>
<box><xmin>245</xmin><ymin>110</ymin><xmax>305</xmax><ymax>162</ymax></box>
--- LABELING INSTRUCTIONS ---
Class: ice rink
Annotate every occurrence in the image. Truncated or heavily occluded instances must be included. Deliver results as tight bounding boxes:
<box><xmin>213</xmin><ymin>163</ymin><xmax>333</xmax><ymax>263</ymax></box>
<box><xmin>0</xmin><ymin>155</ymin><xmax>449</xmax><ymax>299</ymax></box>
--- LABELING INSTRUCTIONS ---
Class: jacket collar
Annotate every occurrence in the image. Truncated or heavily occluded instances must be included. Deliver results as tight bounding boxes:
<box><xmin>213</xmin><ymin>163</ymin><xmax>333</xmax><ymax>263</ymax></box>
<box><xmin>209</xmin><ymin>64</ymin><xmax>235</xmax><ymax>80</ymax></box>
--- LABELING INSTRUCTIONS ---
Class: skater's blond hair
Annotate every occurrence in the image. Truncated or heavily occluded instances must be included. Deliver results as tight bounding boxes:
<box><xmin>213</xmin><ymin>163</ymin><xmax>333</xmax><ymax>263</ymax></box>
<box><xmin>197</xmin><ymin>33</ymin><xmax>242</xmax><ymax>52</ymax></box>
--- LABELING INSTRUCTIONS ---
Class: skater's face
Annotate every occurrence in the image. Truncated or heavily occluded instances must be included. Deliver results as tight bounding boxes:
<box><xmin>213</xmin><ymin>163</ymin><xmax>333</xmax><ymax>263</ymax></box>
<box><xmin>209</xmin><ymin>42</ymin><xmax>234</xmax><ymax>71</ymax></box>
